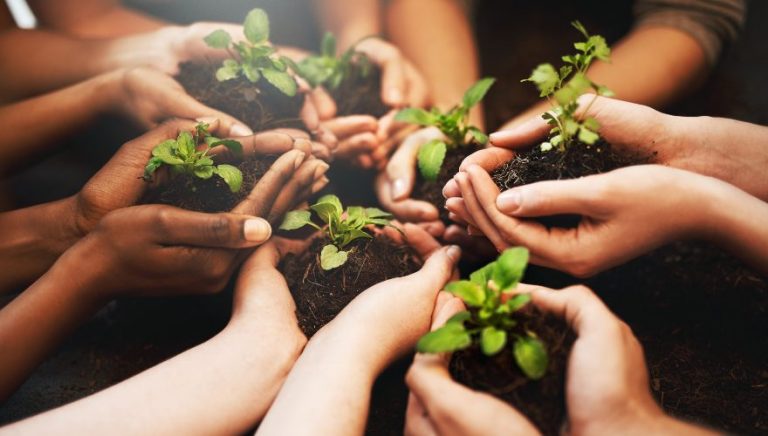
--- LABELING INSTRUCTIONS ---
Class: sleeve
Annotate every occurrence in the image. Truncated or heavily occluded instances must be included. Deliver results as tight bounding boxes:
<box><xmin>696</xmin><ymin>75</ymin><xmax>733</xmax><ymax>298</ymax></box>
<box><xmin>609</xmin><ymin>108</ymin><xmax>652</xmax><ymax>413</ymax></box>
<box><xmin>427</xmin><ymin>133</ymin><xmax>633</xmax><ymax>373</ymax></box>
<box><xmin>633</xmin><ymin>0</ymin><xmax>747</xmax><ymax>66</ymax></box>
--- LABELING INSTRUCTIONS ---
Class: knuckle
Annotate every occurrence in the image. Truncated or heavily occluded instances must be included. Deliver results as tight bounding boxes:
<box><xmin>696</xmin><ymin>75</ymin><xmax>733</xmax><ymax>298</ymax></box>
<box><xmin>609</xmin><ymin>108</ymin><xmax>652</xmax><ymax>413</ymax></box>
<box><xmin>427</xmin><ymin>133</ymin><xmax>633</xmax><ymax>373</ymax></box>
<box><xmin>565</xmin><ymin>257</ymin><xmax>598</xmax><ymax>278</ymax></box>
<box><xmin>206</xmin><ymin>215</ymin><xmax>234</xmax><ymax>244</ymax></box>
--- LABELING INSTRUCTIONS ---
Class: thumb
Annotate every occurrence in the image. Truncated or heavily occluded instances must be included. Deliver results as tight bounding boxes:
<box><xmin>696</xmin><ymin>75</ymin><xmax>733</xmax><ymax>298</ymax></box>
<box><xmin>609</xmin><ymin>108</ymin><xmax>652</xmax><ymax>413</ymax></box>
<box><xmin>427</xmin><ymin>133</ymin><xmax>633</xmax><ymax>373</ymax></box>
<box><xmin>496</xmin><ymin>176</ymin><xmax>601</xmax><ymax>217</ymax></box>
<box><xmin>411</xmin><ymin>245</ymin><xmax>462</xmax><ymax>290</ymax></box>
<box><xmin>387</xmin><ymin>128</ymin><xmax>440</xmax><ymax>200</ymax></box>
<box><xmin>167</xmin><ymin>88</ymin><xmax>253</xmax><ymax>137</ymax></box>
<box><xmin>488</xmin><ymin>115</ymin><xmax>550</xmax><ymax>149</ymax></box>
<box><xmin>155</xmin><ymin>207</ymin><xmax>272</xmax><ymax>248</ymax></box>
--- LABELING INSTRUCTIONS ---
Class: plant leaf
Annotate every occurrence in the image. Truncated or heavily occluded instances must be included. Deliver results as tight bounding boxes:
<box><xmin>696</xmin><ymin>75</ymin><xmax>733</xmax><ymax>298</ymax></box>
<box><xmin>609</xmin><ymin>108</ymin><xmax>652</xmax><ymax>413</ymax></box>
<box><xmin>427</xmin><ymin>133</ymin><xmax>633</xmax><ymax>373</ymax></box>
<box><xmin>262</xmin><ymin>68</ymin><xmax>297</xmax><ymax>97</ymax></box>
<box><xmin>204</xmin><ymin>29</ymin><xmax>231</xmax><ymax>49</ymax></box>
<box><xmin>513</xmin><ymin>336</ymin><xmax>548</xmax><ymax>380</ymax></box>
<box><xmin>143</xmin><ymin>156</ymin><xmax>164</xmax><ymax>180</ymax></box>
<box><xmin>469</xmin><ymin>262</ymin><xmax>495</xmax><ymax>286</ymax></box>
<box><xmin>320</xmin><ymin>244</ymin><xmax>349</xmax><ymax>270</ymax></box>
<box><xmin>506</xmin><ymin>293</ymin><xmax>531</xmax><ymax>312</ymax></box>
<box><xmin>395</xmin><ymin>108</ymin><xmax>436</xmax><ymax>126</ymax></box>
<box><xmin>151</xmin><ymin>140</ymin><xmax>183</xmax><ymax>165</ymax></box>
<box><xmin>554</xmin><ymin>73</ymin><xmax>590</xmax><ymax>106</ymax></box>
<box><xmin>462</xmin><ymin>77</ymin><xmax>495</xmax><ymax>108</ymax></box>
<box><xmin>216</xmin><ymin>60</ymin><xmax>241</xmax><ymax>82</ymax></box>
<box><xmin>243</xmin><ymin>8</ymin><xmax>269</xmax><ymax>44</ymax></box>
<box><xmin>279</xmin><ymin>210</ymin><xmax>313</xmax><ymax>231</ymax></box>
<box><xmin>210</xmin><ymin>139</ymin><xmax>244</xmax><ymax>157</ymax></box>
<box><xmin>242</xmin><ymin>63</ymin><xmax>261</xmax><ymax>82</ymax></box>
<box><xmin>416</xmin><ymin>322</ymin><xmax>472</xmax><ymax>354</ymax></box>
<box><xmin>417</xmin><ymin>139</ymin><xmax>447</xmax><ymax>182</ymax></box>
<box><xmin>216</xmin><ymin>164</ymin><xmax>243</xmax><ymax>192</ymax></box>
<box><xmin>321</xmin><ymin>31</ymin><xmax>336</xmax><ymax>57</ymax></box>
<box><xmin>364</xmin><ymin>207</ymin><xmax>392</xmax><ymax>219</ymax></box>
<box><xmin>525</xmin><ymin>64</ymin><xmax>559</xmax><ymax>97</ymax></box>
<box><xmin>445</xmin><ymin>280</ymin><xmax>486</xmax><ymax>307</ymax></box>
<box><xmin>194</xmin><ymin>165</ymin><xmax>215</xmax><ymax>179</ymax></box>
<box><xmin>491</xmin><ymin>247</ymin><xmax>529</xmax><ymax>293</ymax></box>
<box><xmin>578</xmin><ymin>126</ymin><xmax>600</xmax><ymax>144</ymax></box>
<box><xmin>481</xmin><ymin>326</ymin><xmax>507</xmax><ymax>356</ymax></box>
<box><xmin>176</xmin><ymin>131</ymin><xmax>196</xmax><ymax>159</ymax></box>
<box><xmin>468</xmin><ymin>126</ymin><xmax>488</xmax><ymax>145</ymax></box>
<box><xmin>311</xmin><ymin>195</ymin><xmax>343</xmax><ymax>224</ymax></box>
<box><xmin>446</xmin><ymin>310</ymin><xmax>471</xmax><ymax>325</ymax></box>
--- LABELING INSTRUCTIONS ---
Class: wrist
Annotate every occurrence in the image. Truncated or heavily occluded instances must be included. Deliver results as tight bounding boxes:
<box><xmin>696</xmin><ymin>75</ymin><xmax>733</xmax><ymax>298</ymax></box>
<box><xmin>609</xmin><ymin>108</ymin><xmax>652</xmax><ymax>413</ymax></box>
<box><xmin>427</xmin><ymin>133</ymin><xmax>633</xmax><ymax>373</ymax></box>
<box><xmin>47</xmin><ymin>235</ymin><xmax>113</xmax><ymax>310</ymax></box>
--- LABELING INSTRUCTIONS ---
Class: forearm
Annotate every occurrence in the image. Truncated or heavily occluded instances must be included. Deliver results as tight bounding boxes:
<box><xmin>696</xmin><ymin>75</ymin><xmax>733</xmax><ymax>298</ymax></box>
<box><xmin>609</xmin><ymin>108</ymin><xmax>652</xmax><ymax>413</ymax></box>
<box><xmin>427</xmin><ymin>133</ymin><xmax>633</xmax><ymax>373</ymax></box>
<box><xmin>386</xmin><ymin>0</ymin><xmax>482</xmax><ymax>125</ymax></box>
<box><xmin>4</xmin><ymin>319</ymin><xmax>302</xmax><ymax>435</ymax></box>
<box><xmin>312</xmin><ymin>0</ymin><xmax>381</xmax><ymax>50</ymax></box>
<box><xmin>31</xmin><ymin>1</ymin><xmax>168</xmax><ymax>38</ymax></box>
<box><xmin>0</xmin><ymin>197</ymin><xmax>83</xmax><ymax>294</ymax></box>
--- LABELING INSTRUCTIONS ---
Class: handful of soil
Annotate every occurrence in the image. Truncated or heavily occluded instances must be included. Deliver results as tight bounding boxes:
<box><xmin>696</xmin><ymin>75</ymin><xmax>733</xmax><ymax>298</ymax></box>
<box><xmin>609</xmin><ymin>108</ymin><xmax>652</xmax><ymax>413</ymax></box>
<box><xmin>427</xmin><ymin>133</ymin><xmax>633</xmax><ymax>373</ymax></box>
<box><xmin>330</xmin><ymin>64</ymin><xmax>389</xmax><ymax>118</ymax></box>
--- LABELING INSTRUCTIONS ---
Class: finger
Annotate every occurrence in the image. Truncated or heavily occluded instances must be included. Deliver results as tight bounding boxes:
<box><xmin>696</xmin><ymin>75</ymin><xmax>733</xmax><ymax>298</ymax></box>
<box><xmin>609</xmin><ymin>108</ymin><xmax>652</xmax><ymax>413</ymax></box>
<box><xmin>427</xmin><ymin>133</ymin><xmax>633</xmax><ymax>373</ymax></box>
<box><xmin>357</xmin><ymin>154</ymin><xmax>374</xmax><ymax>169</ymax></box>
<box><xmin>268</xmin><ymin>160</ymin><xmax>330</xmax><ymax>223</ymax></box>
<box><xmin>405</xmin><ymin>394</ymin><xmax>439</xmax><ymax>436</ymax></box>
<box><xmin>402</xmin><ymin>222</ymin><xmax>443</xmax><ymax>258</ymax></box>
<box><xmin>531</xmin><ymin>285</ymin><xmax>618</xmax><ymax>336</ymax></box>
<box><xmin>322</xmin><ymin>115</ymin><xmax>378</xmax><ymax>139</ymax></box>
<box><xmin>373</xmin><ymin>123</ymin><xmax>420</xmax><ymax>164</ymax></box>
<box><xmin>443</xmin><ymin>225</ymin><xmax>498</xmax><ymax>260</ymax></box>
<box><xmin>380</xmin><ymin>57</ymin><xmax>407</xmax><ymax>107</ymax></box>
<box><xmin>334</xmin><ymin>132</ymin><xmax>378</xmax><ymax>159</ymax></box>
<box><xmin>385</xmin><ymin>133</ymin><xmax>421</xmax><ymax>200</ymax></box>
<box><xmin>376</xmin><ymin>174</ymin><xmax>440</xmax><ymax>222</ymax></box>
<box><xmin>236</xmin><ymin>131</ymin><xmax>296</xmax><ymax>156</ymax></box>
<box><xmin>166</xmin><ymin>87</ymin><xmax>252</xmax><ymax>136</ymax></box>
<box><xmin>445</xmin><ymin>197</ymin><xmax>476</xmax><ymax>228</ymax></box>
<box><xmin>412</xmin><ymin>245</ymin><xmax>461</xmax><ymax>288</ymax></box>
<box><xmin>458</xmin><ymin>147</ymin><xmax>516</xmax><ymax>172</ymax></box>
<box><xmin>403</xmin><ymin>63</ymin><xmax>430</xmax><ymax>108</ymax></box>
<box><xmin>310</xmin><ymin>86</ymin><xmax>337</xmax><ymax>120</ymax></box>
<box><xmin>455</xmin><ymin>172</ymin><xmax>508</xmax><ymax>251</ymax></box>
<box><xmin>300</xmin><ymin>94</ymin><xmax>321</xmax><ymax>132</ymax></box>
<box><xmin>488</xmin><ymin>115</ymin><xmax>550</xmax><ymax>149</ymax></box>
<box><xmin>442</xmin><ymin>178</ymin><xmax>461</xmax><ymax>199</ymax></box>
<box><xmin>494</xmin><ymin>176</ymin><xmax>604</xmax><ymax>217</ymax></box>
<box><xmin>416</xmin><ymin>221</ymin><xmax>446</xmax><ymax>238</ymax></box>
<box><xmin>153</xmin><ymin>206</ymin><xmax>272</xmax><ymax>248</ymax></box>
<box><xmin>431</xmin><ymin>296</ymin><xmax>466</xmax><ymax>331</ymax></box>
<box><xmin>232</xmin><ymin>149</ymin><xmax>306</xmax><ymax>217</ymax></box>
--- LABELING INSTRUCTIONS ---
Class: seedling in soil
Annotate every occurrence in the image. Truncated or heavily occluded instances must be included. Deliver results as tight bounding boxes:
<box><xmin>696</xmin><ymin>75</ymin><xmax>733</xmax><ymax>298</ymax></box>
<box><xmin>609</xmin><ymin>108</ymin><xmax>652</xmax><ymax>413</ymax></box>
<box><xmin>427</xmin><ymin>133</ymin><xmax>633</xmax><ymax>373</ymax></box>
<box><xmin>294</xmin><ymin>32</ymin><xmax>373</xmax><ymax>90</ymax></box>
<box><xmin>395</xmin><ymin>78</ymin><xmax>495</xmax><ymax>182</ymax></box>
<box><xmin>417</xmin><ymin>247</ymin><xmax>548</xmax><ymax>380</ymax></box>
<box><xmin>143</xmin><ymin>122</ymin><xmax>244</xmax><ymax>193</ymax></box>
<box><xmin>524</xmin><ymin>20</ymin><xmax>613</xmax><ymax>152</ymax></box>
<box><xmin>204</xmin><ymin>8</ymin><xmax>298</xmax><ymax>97</ymax></box>
<box><xmin>279</xmin><ymin>195</ymin><xmax>394</xmax><ymax>270</ymax></box>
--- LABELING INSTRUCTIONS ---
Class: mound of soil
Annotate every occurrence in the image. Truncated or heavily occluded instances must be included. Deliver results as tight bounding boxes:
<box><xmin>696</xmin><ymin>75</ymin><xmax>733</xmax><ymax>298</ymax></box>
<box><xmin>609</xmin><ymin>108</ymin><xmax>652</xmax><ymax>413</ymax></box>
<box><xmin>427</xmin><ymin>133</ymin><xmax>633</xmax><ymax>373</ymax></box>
<box><xmin>143</xmin><ymin>155</ymin><xmax>276</xmax><ymax>213</ymax></box>
<box><xmin>450</xmin><ymin>308</ymin><xmax>574</xmax><ymax>436</ymax></box>
<box><xmin>177</xmin><ymin>62</ymin><xmax>305</xmax><ymax>132</ymax></box>
<box><xmin>280</xmin><ymin>235</ymin><xmax>421</xmax><ymax>337</ymax></box>
<box><xmin>413</xmin><ymin>143</ymin><xmax>483</xmax><ymax>224</ymax></box>
<box><xmin>331</xmin><ymin>64</ymin><xmax>389</xmax><ymax>118</ymax></box>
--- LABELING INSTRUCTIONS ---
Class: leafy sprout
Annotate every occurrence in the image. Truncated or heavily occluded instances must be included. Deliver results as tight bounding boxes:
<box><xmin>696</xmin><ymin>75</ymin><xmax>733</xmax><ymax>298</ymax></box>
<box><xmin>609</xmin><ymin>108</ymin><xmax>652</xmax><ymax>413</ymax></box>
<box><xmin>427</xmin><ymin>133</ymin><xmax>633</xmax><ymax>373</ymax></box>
<box><xmin>416</xmin><ymin>247</ymin><xmax>549</xmax><ymax>380</ymax></box>
<box><xmin>523</xmin><ymin>20</ymin><xmax>614</xmax><ymax>152</ymax></box>
<box><xmin>143</xmin><ymin>122</ymin><xmax>244</xmax><ymax>193</ymax></box>
<box><xmin>204</xmin><ymin>8</ymin><xmax>298</xmax><ymax>96</ymax></box>
<box><xmin>395</xmin><ymin>78</ymin><xmax>495</xmax><ymax>181</ymax></box>
<box><xmin>294</xmin><ymin>32</ymin><xmax>373</xmax><ymax>90</ymax></box>
<box><xmin>279</xmin><ymin>195</ymin><xmax>394</xmax><ymax>270</ymax></box>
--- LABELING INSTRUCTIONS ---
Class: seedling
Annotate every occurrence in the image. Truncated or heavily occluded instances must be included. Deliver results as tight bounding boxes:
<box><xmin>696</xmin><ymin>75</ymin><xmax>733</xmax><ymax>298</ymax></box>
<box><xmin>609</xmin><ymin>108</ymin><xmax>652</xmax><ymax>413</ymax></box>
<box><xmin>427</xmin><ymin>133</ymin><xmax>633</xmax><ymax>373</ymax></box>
<box><xmin>395</xmin><ymin>78</ymin><xmax>495</xmax><ymax>181</ymax></box>
<box><xmin>295</xmin><ymin>32</ymin><xmax>373</xmax><ymax>90</ymax></box>
<box><xmin>524</xmin><ymin>21</ymin><xmax>613</xmax><ymax>152</ymax></box>
<box><xmin>279</xmin><ymin>195</ymin><xmax>394</xmax><ymax>270</ymax></box>
<box><xmin>143</xmin><ymin>123</ymin><xmax>244</xmax><ymax>193</ymax></box>
<box><xmin>416</xmin><ymin>247</ymin><xmax>548</xmax><ymax>380</ymax></box>
<box><xmin>204</xmin><ymin>8</ymin><xmax>298</xmax><ymax>97</ymax></box>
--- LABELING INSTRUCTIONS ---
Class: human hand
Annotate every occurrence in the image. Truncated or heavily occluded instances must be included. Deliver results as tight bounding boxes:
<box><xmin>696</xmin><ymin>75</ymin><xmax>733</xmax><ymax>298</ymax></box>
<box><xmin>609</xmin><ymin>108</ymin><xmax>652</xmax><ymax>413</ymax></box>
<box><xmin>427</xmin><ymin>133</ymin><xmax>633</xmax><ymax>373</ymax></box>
<box><xmin>405</xmin><ymin>294</ymin><xmax>540</xmax><ymax>436</ymax></box>
<box><xmin>448</xmin><ymin>164</ymin><xmax>727</xmax><ymax>277</ymax></box>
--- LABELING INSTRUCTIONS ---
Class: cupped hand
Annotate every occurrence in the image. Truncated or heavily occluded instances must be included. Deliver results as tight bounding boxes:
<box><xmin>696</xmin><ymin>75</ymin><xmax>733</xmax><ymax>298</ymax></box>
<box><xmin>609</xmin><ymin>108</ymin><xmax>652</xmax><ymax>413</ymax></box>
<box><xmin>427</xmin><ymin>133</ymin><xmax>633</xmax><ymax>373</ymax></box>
<box><xmin>450</xmin><ymin>164</ymin><xmax>725</xmax><ymax>277</ymax></box>
<box><xmin>405</xmin><ymin>293</ymin><xmax>541</xmax><ymax>436</ymax></box>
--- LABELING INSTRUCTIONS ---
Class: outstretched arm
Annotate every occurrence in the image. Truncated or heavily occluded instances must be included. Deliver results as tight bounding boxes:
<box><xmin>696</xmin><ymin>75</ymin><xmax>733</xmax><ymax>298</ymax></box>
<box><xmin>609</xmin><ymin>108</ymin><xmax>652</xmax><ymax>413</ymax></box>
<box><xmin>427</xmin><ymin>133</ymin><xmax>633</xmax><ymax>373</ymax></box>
<box><xmin>28</xmin><ymin>0</ymin><xmax>168</xmax><ymax>38</ymax></box>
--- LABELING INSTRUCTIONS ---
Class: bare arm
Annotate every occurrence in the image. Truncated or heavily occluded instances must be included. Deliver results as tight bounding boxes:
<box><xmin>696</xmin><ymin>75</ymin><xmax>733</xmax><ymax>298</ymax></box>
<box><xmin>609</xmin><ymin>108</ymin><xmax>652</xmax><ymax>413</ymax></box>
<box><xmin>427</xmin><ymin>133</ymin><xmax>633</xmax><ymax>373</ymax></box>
<box><xmin>28</xmin><ymin>0</ymin><xmax>168</xmax><ymax>38</ymax></box>
<box><xmin>312</xmin><ymin>0</ymin><xmax>381</xmax><ymax>50</ymax></box>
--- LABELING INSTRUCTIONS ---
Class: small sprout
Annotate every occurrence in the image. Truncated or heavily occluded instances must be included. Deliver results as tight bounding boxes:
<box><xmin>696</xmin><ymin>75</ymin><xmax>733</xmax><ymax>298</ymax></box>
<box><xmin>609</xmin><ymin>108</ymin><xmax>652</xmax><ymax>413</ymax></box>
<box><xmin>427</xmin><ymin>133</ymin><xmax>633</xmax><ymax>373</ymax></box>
<box><xmin>279</xmin><ymin>195</ymin><xmax>394</xmax><ymax>270</ymax></box>
<box><xmin>204</xmin><ymin>8</ymin><xmax>298</xmax><ymax>96</ymax></box>
<box><xmin>416</xmin><ymin>247</ymin><xmax>549</xmax><ymax>380</ymax></box>
<box><xmin>523</xmin><ymin>21</ymin><xmax>613</xmax><ymax>152</ymax></box>
<box><xmin>294</xmin><ymin>32</ymin><xmax>373</xmax><ymax>90</ymax></box>
<box><xmin>395</xmin><ymin>78</ymin><xmax>495</xmax><ymax>181</ymax></box>
<box><xmin>143</xmin><ymin>123</ymin><xmax>244</xmax><ymax>193</ymax></box>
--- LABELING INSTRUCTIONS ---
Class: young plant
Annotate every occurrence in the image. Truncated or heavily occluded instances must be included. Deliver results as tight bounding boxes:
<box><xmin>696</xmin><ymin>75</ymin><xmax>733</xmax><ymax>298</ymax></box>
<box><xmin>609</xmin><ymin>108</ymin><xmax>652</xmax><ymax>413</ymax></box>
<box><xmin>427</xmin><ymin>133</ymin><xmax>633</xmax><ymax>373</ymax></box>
<box><xmin>416</xmin><ymin>247</ymin><xmax>549</xmax><ymax>380</ymax></box>
<box><xmin>279</xmin><ymin>195</ymin><xmax>394</xmax><ymax>270</ymax></box>
<box><xmin>395</xmin><ymin>78</ymin><xmax>495</xmax><ymax>181</ymax></box>
<box><xmin>143</xmin><ymin>122</ymin><xmax>244</xmax><ymax>193</ymax></box>
<box><xmin>524</xmin><ymin>20</ymin><xmax>614</xmax><ymax>152</ymax></box>
<box><xmin>294</xmin><ymin>32</ymin><xmax>373</xmax><ymax>90</ymax></box>
<box><xmin>203</xmin><ymin>8</ymin><xmax>298</xmax><ymax>97</ymax></box>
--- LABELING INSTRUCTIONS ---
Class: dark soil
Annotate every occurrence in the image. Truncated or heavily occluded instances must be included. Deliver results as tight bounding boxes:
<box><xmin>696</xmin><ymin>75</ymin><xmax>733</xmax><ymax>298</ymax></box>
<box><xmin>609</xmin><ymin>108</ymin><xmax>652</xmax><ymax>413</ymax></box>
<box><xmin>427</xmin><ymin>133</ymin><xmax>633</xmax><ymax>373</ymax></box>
<box><xmin>177</xmin><ymin>62</ymin><xmax>305</xmax><ymax>132</ymax></box>
<box><xmin>450</xmin><ymin>308</ymin><xmax>574</xmax><ymax>436</ymax></box>
<box><xmin>330</xmin><ymin>64</ymin><xmax>389</xmax><ymax>118</ymax></box>
<box><xmin>413</xmin><ymin>143</ymin><xmax>483</xmax><ymax>224</ymax></box>
<box><xmin>280</xmin><ymin>235</ymin><xmax>421</xmax><ymax>337</ymax></box>
<box><xmin>143</xmin><ymin>155</ymin><xmax>275</xmax><ymax>213</ymax></box>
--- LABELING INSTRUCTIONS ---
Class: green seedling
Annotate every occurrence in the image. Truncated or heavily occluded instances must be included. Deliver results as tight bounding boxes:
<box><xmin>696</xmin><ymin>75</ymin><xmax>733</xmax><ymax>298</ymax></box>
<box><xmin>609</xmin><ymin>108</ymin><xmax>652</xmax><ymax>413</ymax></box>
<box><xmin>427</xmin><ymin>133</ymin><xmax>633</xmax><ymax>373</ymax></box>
<box><xmin>416</xmin><ymin>247</ymin><xmax>549</xmax><ymax>380</ymax></box>
<box><xmin>204</xmin><ymin>8</ymin><xmax>298</xmax><ymax>97</ymax></box>
<box><xmin>395</xmin><ymin>78</ymin><xmax>495</xmax><ymax>181</ymax></box>
<box><xmin>524</xmin><ymin>20</ymin><xmax>613</xmax><ymax>152</ymax></box>
<box><xmin>279</xmin><ymin>195</ymin><xmax>394</xmax><ymax>270</ymax></box>
<box><xmin>143</xmin><ymin>122</ymin><xmax>244</xmax><ymax>193</ymax></box>
<box><xmin>294</xmin><ymin>32</ymin><xmax>373</xmax><ymax>90</ymax></box>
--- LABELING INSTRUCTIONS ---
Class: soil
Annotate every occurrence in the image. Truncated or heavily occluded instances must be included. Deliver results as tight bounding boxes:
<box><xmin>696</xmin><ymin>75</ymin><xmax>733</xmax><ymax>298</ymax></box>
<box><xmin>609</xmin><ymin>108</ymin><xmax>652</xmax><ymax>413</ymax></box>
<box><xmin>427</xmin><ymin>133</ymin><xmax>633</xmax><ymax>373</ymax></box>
<box><xmin>450</xmin><ymin>308</ymin><xmax>574</xmax><ymax>436</ymax></box>
<box><xmin>413</xmin><ymin>143</ymin><xmax>483</xmax><ymax>224</ymax></box>
<box><xmin>177</xmin><ymin>62</ymin><xmax>305</xmax><ymax>132</ymax></box>
<box><xmin>280</xmin><ymin>235</ymin><xmax>421</xmax><ymax>337</ymax></box>
<box><xmin>143</xmin><ymin>155</ymin><xmax>276</xmax><ymax>213</ymax></box>
<box><xmin>330</xmin><ymin>64</ymin><xmax>389</xmax><ymax>118</ymax></box>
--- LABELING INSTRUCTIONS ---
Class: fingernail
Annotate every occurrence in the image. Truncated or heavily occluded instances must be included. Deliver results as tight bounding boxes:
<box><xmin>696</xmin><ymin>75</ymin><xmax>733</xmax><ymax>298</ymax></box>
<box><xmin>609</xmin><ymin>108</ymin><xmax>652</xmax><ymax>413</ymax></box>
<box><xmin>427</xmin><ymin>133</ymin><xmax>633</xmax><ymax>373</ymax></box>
<box><xmin>229</xmin><ymin>124</ymin><xmax>253</xmax><ymax>137</ymax></box>
<box><xmin>294</xmin><ymin>152</ymin><xmax>307</xmax><ymax>169</ymax></box>
<box><xmin>497</xmin><ymin>190</ymin><xmax>521</xmax><ymax>213</ymax></box>
<box><xmin>243</xmin><ymin>218</ymin><xmax>272</xmax><ymax>243</ymax></box>
<box><xmin>314</xmin><ymin>161</ymin><xmax>330</xmax><ymax>179</ymax></box>
<box><xmin>392</xmin><ymin>179</ymin><xmax>407</xmax><ymax>199</ymax></box>
<box><xmin>446</xmin><ymin>245</ymin><xmax>461</xmax><ymax>262</ymax></box>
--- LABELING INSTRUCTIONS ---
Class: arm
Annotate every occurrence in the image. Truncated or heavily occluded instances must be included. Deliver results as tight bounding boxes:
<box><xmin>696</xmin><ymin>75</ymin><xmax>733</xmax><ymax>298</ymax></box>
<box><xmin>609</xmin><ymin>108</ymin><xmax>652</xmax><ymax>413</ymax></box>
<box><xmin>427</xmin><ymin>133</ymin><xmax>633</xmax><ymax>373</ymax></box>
<box><xmin>28</xmin><ymin>0</ymin><xmax>168</xmax><ymax>38</ymax></box>
<box><xmin>312</xmin><ymin>0</ymin><xmax>381</xmax><ymax>50</ymax></box>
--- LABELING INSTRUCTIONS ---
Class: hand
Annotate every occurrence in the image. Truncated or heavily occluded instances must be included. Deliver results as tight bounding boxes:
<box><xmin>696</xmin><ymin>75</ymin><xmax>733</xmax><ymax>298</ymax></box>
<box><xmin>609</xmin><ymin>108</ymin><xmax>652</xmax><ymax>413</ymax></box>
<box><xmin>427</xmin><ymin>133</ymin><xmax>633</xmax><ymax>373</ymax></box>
<box><xmin>405</xmin><ymin>294</ymin><xmax>540</xmax><ymax>436</ymax></box>
<box><xmin>376</xmin><ymin>127</ymin><xmax>445</xmax><ymax>227</ymax></box>
<box><xmin>449</xmin><ymin>164</ymin><xmax>726</xmax><ymax>277</ymax></box>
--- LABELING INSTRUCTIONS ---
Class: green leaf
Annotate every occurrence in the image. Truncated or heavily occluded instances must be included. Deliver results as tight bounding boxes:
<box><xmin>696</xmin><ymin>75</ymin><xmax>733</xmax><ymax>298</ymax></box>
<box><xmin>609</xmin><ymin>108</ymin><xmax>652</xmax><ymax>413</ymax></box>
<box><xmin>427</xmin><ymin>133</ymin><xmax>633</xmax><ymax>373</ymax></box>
<box><xmin>506</xmin><ymin>293</ymin><xmax>531</xmax><ymax>312</ymax></box>
<box><xmin>194</xmin><ymin>165</ymin><xmax>215</xmax><ymax>179</ymax></box>
<box><xmin>210</xmin><ymin>139</ymin><xmax>244</xmax><ymax>156</ymax></box>
<box><xmin>262</xmin><ymin>68</ymin><xmax>297</xmax><ymax>97</ymax></box>
<box><xmin>416</xmin><ymin>322</ymin><xmax>472</xmax><ymax>354</ymax></box>
<box><xmin>311</xmin><ymin>195</ymin><xmax>343</xmax><ymax>224</ymax></box>
<box><xmin>481</xmin><ymin>326</ymin><xmax>507</xmax><ymax>356</ymax></box>
<box><xmin>242</xmin><ymin>63</ymin><xmax>261</xmax><ymax>82</ymax></box>
<box><xmin>320</xmin><ymin>244</ymin><xmax>349</xmax><ymax>270</ymax></box>
<box><xmin>204</xmin><ymin>29</ymin><xmax>232</xmax><ymax>49</ymax></box>
<box><xmin>596</xmin><ymin>84</ymin><xmax>614</xmax><ymax>97</ymax></box>
<box><xmin>571</xmin><ymin>20</ymin><xmax>589</xmax><ymax>39</ymax></box>
<box><xmin>195</xmin><ymin>156</ymin><xmax>214</xmax><ymax>167</ymax></box>
<box><xmin>279</xmin><ymin>210</ymin><xmax>313</xmax><ymax>231</ymax></box>
<box><xmin>243</xmin><ymin>8</ymin><xmax>270</xmax><ymax>44</ymax></box>
<box><xmin>151</xmin><ymin>140</ymin><xmax>183</xmax><ymax>165</ymax></box>
<box><xmin>588</xmin><ymin>35</ymin><xmax>611</xmax><ymax>61</ymax></box>
<box><xmin>143</xmin><ymin>156</ymin><xmax>164</xmax><ymax>180</ymax></box>
<box><xmin>395</xmin><ymin>108</ymin><xmax>436</xmax><ymax>126</ymax></box>
<box><xmin>417</xmin><ymin>139</ymin><xmax>447</xmax><ymax>182</ymax></box>
<box><xmin>341</xmin><ymin>228</ymin><xmax>372</xmax><ymax>246</ymax></box>
<box><xmin>365</xmin><ymin>207</ymin><xmax>392</xmax><ymax>219</ymax></box>
<box><xmin>525</xmin><ymin>64</ymin><xmax>559</xmax><ymax>97</ymax></box>
<box><xmin>321</xmin><ymin>32</ymin><xmax>336</xmax><ymax>57</ymax></box>
<box><xmin>462</xmin><ymin>77</ymin><xmax>495</xmax><ymax>108</ymax></box>
<box><xmin>176</xmin><ymin>131</ymin><xmax>196</xmax><ymax>159</ymax></box>
<box><xmin>216</xmin><ymin>61</ymin><xmax>240</xmax><ymax>81</ymax></box>
<box><xmin>513</xmin><ymin>336</ymin><xmax>548</xmax><ymax>380</ymax></box>
<box><xmin>446</xmin><ymin>310</ymin><xmax>471</xmax><ymax>325</ymax></box>
<box><xmin>468</xmin><ymin>126</ymin><xmax>488</xmax><ymax>145</ymax></box>
<box><xmin>554</xmin><ymin>73</ymin><xmax>590</xmax><ymax>106</ymax></box>
<box><xmin>491</xmin><ymin>247</ymin><xmax>529</xmax><ymax>293</ymax></box>
<box><xmin>469</xmin><ymin>262</ymin><xmax>495</xmax><ymax>286</ymax></box>
<box><xmin>216</xmin><ymin>164</ymin><xmax>243</xmax><ymax>192</ymax></box>
<box><xmin>445</xmin><ymin>280</ymin><xmax>486</xmax><ymax>307</ymax></box>
<box><xmin>578</xmin><ymin>126</ymin><xmax>600</xmax><ymax>144</ymax></box>
<box><xmin>583</xmin><ymin>117</ymin><xmax>600</xmax><ymax>132</ymax></box>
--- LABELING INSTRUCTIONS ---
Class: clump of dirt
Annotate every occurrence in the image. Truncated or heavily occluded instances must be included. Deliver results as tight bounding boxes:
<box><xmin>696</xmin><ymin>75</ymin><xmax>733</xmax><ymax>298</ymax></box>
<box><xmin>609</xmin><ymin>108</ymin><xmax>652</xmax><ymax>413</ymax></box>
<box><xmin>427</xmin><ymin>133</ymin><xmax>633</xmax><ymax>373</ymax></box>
<box><xmin>330</xmin><ymin>64</ymin><xmax>390</xmax><ymax>118</ymax></box>
<box><xmin>450</xmin><ymin>308</ymin><xmax>574</xmax><ymax>436</ymax></box>
<box><xmin>280</xmin><ymin>235</ymin><xmax>421</xmax><ymax>337</ymax></box>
